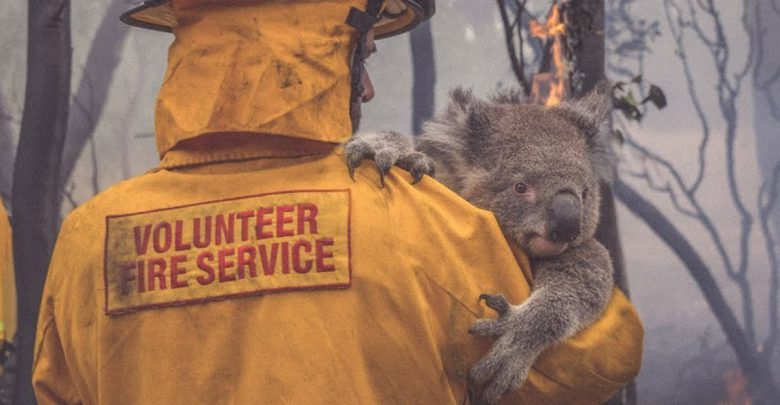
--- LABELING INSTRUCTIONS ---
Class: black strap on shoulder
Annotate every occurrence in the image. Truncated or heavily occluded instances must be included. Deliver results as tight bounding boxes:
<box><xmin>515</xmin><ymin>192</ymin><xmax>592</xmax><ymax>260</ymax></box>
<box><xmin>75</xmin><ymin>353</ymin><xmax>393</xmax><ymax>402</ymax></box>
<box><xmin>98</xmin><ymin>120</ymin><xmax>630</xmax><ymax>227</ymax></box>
<box><xmin>346</xmin><ymin>0</ymin><xmax>384</xmax><ymax>130</ymax></box>
<box><xmin>347</xmin><ymin>0</ymin><xmax>384</xmax><ymax>31</ymax></box>
<box><xmin>346</xmin><ymin>7</ymin><xmax>377</xmax><ymax>33</ymax></box>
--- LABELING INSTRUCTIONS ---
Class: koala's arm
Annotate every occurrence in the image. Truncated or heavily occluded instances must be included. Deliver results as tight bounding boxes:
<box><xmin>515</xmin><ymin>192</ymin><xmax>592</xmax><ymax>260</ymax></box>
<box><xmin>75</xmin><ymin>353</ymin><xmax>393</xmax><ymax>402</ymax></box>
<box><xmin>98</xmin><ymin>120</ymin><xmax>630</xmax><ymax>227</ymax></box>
<box><xmin>469</xmin><ymin>240</ymin><xmax>628</xmax><ymax>405</ymax></box>
<box><xmin>344</xmin><ymin>131</ymin><xmax>435</xmax><ymax>186</ymax></box>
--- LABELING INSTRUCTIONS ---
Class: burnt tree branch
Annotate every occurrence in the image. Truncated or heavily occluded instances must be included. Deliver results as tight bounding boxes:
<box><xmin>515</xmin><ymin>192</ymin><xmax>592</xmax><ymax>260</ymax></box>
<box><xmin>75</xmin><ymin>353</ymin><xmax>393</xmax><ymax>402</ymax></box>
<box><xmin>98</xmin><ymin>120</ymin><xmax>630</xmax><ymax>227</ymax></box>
<box><xmin>497</xmin><ymin>0</ymin><xmax>531</xmax><ymax>94</ymax></box>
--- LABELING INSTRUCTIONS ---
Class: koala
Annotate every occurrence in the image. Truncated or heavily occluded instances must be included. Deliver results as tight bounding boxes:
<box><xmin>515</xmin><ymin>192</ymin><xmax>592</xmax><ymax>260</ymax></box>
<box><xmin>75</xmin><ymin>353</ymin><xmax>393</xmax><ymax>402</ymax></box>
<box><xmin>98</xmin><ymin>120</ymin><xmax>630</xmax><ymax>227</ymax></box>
<box><xmin>344</xmin><ymin>87</ymin><xmax>615</xmax><ymax>404</ymax></box>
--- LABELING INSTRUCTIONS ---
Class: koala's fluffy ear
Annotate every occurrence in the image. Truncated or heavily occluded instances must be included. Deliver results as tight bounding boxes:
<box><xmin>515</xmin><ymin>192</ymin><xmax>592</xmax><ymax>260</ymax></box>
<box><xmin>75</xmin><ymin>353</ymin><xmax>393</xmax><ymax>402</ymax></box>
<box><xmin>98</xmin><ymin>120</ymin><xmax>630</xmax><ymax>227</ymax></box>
<box><xmin>447</xmin><ymin>87</ymin><xmax>491</xmax><ymax>128</ymax></box>
<box><xmin>489</xmin><ymin>86</ymin><xmax>526</xmax><ymax>105</ymax></box>
<box><xmin>556</xmin><ymin>84</ymin><xmax>616</xmax><ymax>182</ymax></box>
<box><xmin>431</xmin><ymin>87</ymin><xmax>492</xmax><ymax>147</ymax></box>
<box><xmin>453</xmin><ymin>88</ymin><xmax>494</xmax><ymax>165</ymax></box>
<box><xmin>557</xmin><ymin>83</ymin><xmax>612</xmax><ymax>136</ymax></box>
<box><xmin>420</xmin><ymin>87</ymin><xmax>493</xmax><ymax>175</ymax></box>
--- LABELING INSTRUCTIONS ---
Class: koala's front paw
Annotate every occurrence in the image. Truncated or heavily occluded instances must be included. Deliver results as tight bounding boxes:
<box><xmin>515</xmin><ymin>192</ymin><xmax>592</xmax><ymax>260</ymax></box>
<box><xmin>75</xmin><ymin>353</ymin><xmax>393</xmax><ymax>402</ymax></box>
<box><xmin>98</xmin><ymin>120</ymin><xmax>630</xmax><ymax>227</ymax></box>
<box><xmin>468</xmin><ymin>294</ymin><xmax>535</xmax><ymax>405</ymax></box>
<box><xmin>344</xmin><ymin>131</ymin><xmax>435</xmax><ymax>187</ymax></box>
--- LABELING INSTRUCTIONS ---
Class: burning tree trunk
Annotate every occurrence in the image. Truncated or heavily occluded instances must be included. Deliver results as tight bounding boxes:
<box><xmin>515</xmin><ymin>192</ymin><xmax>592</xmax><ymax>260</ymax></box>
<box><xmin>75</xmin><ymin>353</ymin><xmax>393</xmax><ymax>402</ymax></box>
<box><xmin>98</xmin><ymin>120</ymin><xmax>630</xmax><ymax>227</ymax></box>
<box><xmin>410</xmin><ymin>20</ymin><xmax>436</xmax><ymax>135</ymax></box>
<box><xmin>12</xmin><ymin>1</ymin><xmax>71</xmax><ymax>403</ymax></box>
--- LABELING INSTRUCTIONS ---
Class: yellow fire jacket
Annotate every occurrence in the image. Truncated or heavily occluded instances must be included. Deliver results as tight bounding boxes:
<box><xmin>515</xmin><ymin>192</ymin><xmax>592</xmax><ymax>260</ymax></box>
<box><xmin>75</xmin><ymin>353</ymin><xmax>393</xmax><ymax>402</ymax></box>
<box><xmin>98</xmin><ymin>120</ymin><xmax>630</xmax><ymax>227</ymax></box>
<box><xmin>34</xmin><ymin>2</ymin><xmax>642</xmax><ymax>403</ymax></box>
<box><xmin>34</xmin><ymin>136</ymin><xmax>642</xmax><ymax>405</ymax></box>
<box><xmin>0</xmin><ymin>200</ymin><xmax>16</xmax><ymax>354</ymax></box>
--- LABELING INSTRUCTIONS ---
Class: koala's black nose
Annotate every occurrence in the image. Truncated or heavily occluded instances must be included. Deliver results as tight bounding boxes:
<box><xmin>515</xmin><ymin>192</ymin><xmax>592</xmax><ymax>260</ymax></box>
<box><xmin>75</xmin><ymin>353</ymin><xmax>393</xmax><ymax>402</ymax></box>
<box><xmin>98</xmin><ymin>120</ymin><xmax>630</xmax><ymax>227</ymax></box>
<box><xmin>548</xmin><ymin>192</ymin><xmax>581</xmax><ymax>243</ymax></box>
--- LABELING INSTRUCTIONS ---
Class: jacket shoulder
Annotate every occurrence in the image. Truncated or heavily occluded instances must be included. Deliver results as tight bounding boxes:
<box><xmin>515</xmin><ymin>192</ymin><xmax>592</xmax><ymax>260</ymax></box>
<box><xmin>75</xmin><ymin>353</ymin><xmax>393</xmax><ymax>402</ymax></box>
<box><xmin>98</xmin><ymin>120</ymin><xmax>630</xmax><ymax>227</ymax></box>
<box><xmin>63</xmin><ymin>170</ymin><xmax>173</xmax><ymax>226</ymax></box>
<box><xmin>349</xmin><ymin>162</ymin><xmax>531</xmax><ymax>315</ymax></box>
<box><xmin>51</xmin><ymin>171</ymin><xmax>173</xmax><ymax>285</ymax></box>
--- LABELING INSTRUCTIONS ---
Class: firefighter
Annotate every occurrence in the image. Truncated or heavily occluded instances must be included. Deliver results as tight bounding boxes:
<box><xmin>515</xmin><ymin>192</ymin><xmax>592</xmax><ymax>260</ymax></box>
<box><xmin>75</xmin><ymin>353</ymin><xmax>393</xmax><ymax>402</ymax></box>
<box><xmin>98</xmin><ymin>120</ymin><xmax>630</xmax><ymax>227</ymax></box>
<box><xmin>33</xmin><ymin>1</ymin><xmax>642</xmax><ymax>404</ymax></box>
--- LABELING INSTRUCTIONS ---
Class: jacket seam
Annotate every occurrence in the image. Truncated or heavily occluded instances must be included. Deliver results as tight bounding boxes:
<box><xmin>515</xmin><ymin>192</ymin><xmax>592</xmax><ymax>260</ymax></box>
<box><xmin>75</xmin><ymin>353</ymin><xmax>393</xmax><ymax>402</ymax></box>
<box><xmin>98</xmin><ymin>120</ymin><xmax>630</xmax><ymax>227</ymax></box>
<box><xmin>31</xmin><ymin>315</ymin><xmax>55</xmax><ymax>371</ymax></box>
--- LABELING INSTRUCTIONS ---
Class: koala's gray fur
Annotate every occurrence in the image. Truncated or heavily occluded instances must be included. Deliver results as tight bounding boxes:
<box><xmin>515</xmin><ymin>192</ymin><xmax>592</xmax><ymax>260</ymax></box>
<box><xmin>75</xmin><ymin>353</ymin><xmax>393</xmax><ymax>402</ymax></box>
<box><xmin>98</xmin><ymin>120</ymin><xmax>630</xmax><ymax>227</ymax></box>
<box><xmin>345</xmin><ymin>87</ymin><xmax>616</xmax><ymax>404</ymax></box>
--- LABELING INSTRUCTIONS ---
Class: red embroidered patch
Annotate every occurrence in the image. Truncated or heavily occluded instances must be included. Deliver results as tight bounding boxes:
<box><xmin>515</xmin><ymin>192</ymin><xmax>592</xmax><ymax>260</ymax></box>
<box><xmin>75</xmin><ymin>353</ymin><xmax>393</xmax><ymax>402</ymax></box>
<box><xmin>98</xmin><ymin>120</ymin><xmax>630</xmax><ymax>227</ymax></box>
<box><xmin>103</xmin><ymin>189</ymin><xmax>351</xmax><ymax>315</ymax></box>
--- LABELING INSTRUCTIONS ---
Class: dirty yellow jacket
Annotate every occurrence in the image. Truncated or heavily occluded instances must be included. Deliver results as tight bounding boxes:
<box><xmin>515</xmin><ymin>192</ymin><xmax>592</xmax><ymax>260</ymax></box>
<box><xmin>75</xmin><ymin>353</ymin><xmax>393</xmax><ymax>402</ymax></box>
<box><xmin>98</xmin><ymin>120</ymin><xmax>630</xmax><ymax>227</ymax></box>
<box><xmin>0</xmin><ymin>200</ymin><xmax>15</xmax><ymax>351</ymax></box>
<box><xmin>34</xmin><ymin>136</ymin><xmax>642</xmax><ymax>405</ymax></box>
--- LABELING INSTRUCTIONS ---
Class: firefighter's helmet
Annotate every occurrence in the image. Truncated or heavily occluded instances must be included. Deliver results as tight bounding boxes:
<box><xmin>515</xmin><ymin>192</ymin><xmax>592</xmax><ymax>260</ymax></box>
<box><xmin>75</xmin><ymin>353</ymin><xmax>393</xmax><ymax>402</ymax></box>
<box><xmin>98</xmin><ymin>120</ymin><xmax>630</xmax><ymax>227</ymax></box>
<box><xmin>121</xmin><ymin>0</ymin><xmax>434</xmax><ymax>40</ymax></box>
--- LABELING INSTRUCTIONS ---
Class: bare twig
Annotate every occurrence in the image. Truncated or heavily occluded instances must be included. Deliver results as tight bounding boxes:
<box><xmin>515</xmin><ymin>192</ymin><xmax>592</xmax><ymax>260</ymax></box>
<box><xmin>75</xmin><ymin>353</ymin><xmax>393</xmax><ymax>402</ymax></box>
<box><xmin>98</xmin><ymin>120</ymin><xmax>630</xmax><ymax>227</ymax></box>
<box><xmin>60</xmin><ymin>183</ymin><xmax>78</xmax><ymax>210</ymax></box>
<box><xmin>88</xmin><ymin>135</ymin><xmax>99</xmax><ymax>196</ymax></box>
<box><xmin>662</xmin><ymin>1</ymin><xmax>710</xmax><ymax>194</ymax></box>
<box><xmin>686</xmin><ymin>0</ymin><xmax>717</xmax><ymax>48</ymax></box>
<box><xmin>497</xmin><ymin>0</ymin><xmax>531</xmax><ymax>94</ymax></box>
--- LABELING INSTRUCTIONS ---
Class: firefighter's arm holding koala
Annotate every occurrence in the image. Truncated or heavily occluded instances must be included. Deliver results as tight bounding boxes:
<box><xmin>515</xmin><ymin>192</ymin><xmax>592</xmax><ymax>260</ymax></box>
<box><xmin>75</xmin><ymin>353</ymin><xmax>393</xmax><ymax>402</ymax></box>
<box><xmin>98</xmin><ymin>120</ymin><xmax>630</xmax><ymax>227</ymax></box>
<box><xmin>469</xmin><ymin>238</ymin><xmax>615</xmax><ymax>404</ymax></box>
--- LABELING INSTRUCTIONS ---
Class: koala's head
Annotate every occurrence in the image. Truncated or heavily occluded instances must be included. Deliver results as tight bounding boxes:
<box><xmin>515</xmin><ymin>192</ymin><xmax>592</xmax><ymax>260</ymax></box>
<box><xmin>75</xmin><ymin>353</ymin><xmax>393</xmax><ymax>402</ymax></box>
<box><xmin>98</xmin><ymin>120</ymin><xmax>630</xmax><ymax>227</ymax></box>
<box><xmin>420</xmin><ymin>87</ymin><xmax>613</xmax><ymax>258</ymax></box>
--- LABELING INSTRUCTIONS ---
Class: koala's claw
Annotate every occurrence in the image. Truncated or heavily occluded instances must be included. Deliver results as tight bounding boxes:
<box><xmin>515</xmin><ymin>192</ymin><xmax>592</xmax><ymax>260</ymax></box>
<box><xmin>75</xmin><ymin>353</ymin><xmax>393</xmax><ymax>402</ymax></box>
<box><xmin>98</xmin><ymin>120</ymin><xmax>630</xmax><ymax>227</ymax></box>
<box><xmin>407</xmin><ymin>157</ymin><xmax>434</xmax><ymax>184</ymax></box>
<box><xmin>396</xmin><ymin>151</ymin><xmax>436</xmax><ymax>184</ymax></box>
<box><xmin>344</xmin><ymin>132</ymin><xmax>435</xmax><ymax>186</ymax></box>
<box><xmin>345</xmin><ymin>139</ymin><xmax>373</xmax><ymax>183</ymax></box>
<box><xmin>469</xmin><ymin>294</ymin><xmax>510</xmax><ymax>338</ymax></box>
<box><xmin>348</xmin><ymin>165</ymin><xmax>356</xmax><ymax>182</ymax></box>
<box><xmin>479</xmin><ymin>293</ymin><xmax>509</xmax><ymax>316</ymax></box>
<box><xmin>375</xmin><ymin>150</ymin><xmax>396</xmax><ymax>188</ymax></box>
<box><xmin>468</xmin><ymin>336</ymin><xmax>531</xmax><ymax>405</ymax></box>
<box><xmin>410</xmin><ymin>167</ymin><xmax>427</xmax><ymax>184</ymax></box>
<box><xmin>469</xmin><ymin>294</ymin><xmax>534</xmax><ymax>404</ymax></box>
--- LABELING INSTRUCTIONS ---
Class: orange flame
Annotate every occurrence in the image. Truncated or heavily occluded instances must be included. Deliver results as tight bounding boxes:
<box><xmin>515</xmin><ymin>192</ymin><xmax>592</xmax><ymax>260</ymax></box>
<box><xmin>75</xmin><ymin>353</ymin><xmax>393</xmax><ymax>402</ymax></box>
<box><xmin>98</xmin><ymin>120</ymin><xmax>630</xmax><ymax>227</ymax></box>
<box><xmin>716</xmin><ymin>368</ymin><xmax>752</xmax><ymax>405</ymax></box>
<box><xmin>529</xmin><ymin>1</ymin><xmax>569</xmax><ymax>107</ymax></box>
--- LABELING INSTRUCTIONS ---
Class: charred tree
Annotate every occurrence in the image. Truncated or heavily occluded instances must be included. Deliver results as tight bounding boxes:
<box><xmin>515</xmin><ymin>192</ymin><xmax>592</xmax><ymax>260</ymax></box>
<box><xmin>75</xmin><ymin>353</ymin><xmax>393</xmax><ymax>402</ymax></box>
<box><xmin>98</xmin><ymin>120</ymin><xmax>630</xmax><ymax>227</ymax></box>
<box><xmin>410</xmin><ymin>20</ymin><xmax>436</xmax><ymax>134</ymax></box>
<box><xmin>12</xmin><ymin>1</ymin><xmax>71</xmax><ymax>403</ymax></box>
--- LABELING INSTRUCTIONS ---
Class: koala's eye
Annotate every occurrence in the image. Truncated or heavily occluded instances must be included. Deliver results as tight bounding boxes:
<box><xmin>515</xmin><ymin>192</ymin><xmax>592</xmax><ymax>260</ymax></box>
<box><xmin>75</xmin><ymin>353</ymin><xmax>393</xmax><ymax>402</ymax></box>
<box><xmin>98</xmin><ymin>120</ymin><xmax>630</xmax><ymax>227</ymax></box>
<box><xmin>514</xmin><ymin>183</ymin><xmax>529</xmax><ymax>194</ymax></box>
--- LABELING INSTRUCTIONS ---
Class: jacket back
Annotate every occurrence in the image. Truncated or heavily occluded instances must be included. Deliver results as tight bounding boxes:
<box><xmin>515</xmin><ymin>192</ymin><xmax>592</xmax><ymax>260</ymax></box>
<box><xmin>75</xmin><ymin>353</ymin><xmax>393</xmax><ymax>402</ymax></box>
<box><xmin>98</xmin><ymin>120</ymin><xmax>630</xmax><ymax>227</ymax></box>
<box><xmin>33</xmin><ymin>150</ymin><xmax>642</xmax><ymax>404</ymax></box>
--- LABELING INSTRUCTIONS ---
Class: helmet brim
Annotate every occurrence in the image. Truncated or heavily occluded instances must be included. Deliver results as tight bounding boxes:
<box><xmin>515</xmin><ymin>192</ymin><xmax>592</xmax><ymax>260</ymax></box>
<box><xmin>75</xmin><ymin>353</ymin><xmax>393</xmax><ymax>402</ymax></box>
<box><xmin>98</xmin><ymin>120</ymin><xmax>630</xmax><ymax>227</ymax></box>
<box><xmin>119</xmin><ymin>0</ymin><xmax>434</xmax><ymax>39</ymax></box>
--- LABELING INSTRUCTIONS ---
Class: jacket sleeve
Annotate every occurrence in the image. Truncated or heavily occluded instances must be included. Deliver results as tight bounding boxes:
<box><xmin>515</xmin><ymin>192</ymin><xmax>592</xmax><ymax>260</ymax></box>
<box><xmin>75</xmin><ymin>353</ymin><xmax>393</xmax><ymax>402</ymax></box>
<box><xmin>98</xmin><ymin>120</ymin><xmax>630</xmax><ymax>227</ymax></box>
<box><xmin>0</xmin><ymin>201</ymin><xmax>16</xmax><ymax>346</ymax></box>
<box><xmin>516</xmin><ymin>288</ymin><xmax>644</xmax><ymax>404</ymax></box>
<box><xmin>33</xmin><ymin>295</ymin><xmax>82</xmax><ymax>405</ymax></box>
<box><xmin>32</xmin><ymin>217</ymin><xmax>83</xmax><ymax>405</ymax></box>
<box><xmin>507</xmin><ymin>240</ymin><xmax>645</xmax><ymax>404</ymax></box>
